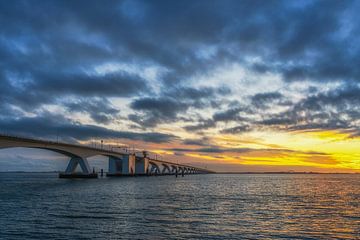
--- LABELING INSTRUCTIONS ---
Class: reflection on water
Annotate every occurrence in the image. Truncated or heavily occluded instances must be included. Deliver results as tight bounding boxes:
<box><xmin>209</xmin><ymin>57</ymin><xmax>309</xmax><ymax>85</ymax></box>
<box><xmin>0</xmin><ymin>173</ymin><xmax>359</xmax><ymax>239</ymax></box>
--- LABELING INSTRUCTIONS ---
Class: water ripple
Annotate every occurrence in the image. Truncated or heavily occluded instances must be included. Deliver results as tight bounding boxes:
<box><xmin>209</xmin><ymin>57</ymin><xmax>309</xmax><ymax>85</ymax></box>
<box><xmin>0</xmin><ymin>173</ymin><xmax>359</xmax><ymax>239</ymax></box>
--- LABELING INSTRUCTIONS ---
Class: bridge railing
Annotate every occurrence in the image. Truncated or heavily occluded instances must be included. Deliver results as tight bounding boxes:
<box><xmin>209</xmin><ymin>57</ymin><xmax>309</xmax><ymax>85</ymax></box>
<box><xmin>0</xmin><ymin>132</ymin><xmax>127</xmax><ymax>154</ymax></box>
<box><xmin>0</xmin><ymin>133</ymin><xmax>166</xmax><ymax>160</ymax></box>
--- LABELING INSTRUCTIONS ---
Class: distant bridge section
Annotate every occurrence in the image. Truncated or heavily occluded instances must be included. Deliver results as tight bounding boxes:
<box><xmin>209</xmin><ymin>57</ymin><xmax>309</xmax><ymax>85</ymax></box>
<box><xmin>0</xmin><ymin>134</ymin><xmax>213</xmax><ymax>178</ymax></box>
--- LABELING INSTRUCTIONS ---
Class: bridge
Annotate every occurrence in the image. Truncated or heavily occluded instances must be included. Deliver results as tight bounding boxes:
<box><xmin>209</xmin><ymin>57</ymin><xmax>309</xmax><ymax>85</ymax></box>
<box><xmin>0</xmin><ymin>134</ymin><xmax>213</xmax><ymax>178</ymax></box>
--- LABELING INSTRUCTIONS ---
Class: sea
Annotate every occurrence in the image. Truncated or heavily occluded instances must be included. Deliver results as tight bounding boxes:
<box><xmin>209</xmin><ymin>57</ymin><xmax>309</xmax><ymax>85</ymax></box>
<box><xmin>0</xmin><ymin>173</ymin><xmax>359</xmax><ymax>239</ymax></box>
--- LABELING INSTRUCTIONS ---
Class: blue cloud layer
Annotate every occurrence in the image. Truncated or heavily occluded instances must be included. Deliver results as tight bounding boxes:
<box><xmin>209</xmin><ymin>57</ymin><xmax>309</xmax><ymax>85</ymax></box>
<box><xmin>0</xmin><ymin>0</ymin><xmax>359</xmax><ymax>142</ymax></box>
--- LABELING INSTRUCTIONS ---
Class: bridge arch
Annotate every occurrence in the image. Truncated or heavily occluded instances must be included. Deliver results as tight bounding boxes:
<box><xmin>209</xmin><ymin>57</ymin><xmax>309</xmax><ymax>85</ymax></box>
<box><xmin>0</xmin><ymin>145</ymin><xmax>95</xmax><ymax>175</ymax></box>
<box><xmin>0</xmin><ymin>147</ymin><xmax>71</xmax><ymax>172</ymax></box>
<box><xmin>161</xmin><ymin>163</ymin><xmax>171</xmax><ymax>174</ymax></box>
<box><xmin>148</xmin><ymin>161</ymin><xmax>161</xmax><ymax>175</ymax></box>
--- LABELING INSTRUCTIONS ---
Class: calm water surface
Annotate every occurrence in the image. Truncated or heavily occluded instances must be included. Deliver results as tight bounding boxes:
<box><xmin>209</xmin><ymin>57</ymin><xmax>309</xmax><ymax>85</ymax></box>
<box><xmin>0</xmin><ymin>173</ymin><xmax>359</xmax><ymax>239</ymax></box>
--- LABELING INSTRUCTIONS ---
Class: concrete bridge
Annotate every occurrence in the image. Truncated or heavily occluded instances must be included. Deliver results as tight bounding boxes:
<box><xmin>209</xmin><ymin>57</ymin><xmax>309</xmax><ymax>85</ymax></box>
<box><xmin>0</xmin><ymin>134</ymin><xmax>213</xmax><ymax>178</ymax></box>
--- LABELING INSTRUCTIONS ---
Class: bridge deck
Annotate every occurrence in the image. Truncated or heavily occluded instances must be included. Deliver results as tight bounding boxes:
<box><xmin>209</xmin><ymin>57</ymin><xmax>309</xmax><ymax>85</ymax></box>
<box><xmin>0</xmin><ymin>134</ymin><xmax>214</xmax><ymax>175</ymax></box>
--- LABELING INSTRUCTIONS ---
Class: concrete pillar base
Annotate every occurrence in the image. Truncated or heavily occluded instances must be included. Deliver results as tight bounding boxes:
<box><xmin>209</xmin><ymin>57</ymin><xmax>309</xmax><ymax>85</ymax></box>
<box><xmin>59</xmin><ymin>157</ymin><xmax>95</xmax><ymax>178</ymax></box>
<box><xmin>59</xmin><ymin>172</ymin><xmax>98</xmax><ymax>178</ymax></box>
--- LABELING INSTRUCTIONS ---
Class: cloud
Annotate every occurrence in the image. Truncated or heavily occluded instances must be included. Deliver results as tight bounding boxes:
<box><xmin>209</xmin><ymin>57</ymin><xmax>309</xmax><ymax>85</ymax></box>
<box><xmin>167</xmin><ymin>147</ymin><xmax>252</xmax><ymax>154</ymax></box>
<box><xmin>165</xmin><ymin>146</ymin><xmax>330</xmax><ymax>157</ymax></box>
<box><xmin>183</xmin><ymin>104</ymin><xmax>252</xmax><ymax>132</ymax></box>
<box><xmin>182</xmin><ymin>137</ymin><xmax>212</xmax><ymax>146</ymax></box>
<box><xmin>33</xmin><ymin>71</ymin><xmax>149</xmax><ymax>97</ymax></box>
<box><xmin>253</xmin><ymin>84</ymin><xmax>360</xmax><ymax>134</ymax></box>
<box><xmin>129</xmin><ymin>86</ymin><xmax>227</xmax><ymax>128</ymax></box>
<box><xmin>251</xmin><ymin>92</ymin><xmax>290</xmax><ymax>109</ymax></box>
<box><xmin>213</xmin><ymin>107</ymin><xmax>244</xmax><ymax>122</ymax></box>
<box><xmin>183</xmin><ymin>120</ymin><xmax>216</xmax><ymax>132</ymax></box>
<box><xmin>257</xmin><ymin>118</ymin><xmax>294</xmax><ymax>126</ymax></box>
<box><xmin>1</xmin><ymin>0</ymin><xmax>360</xmax><ymax>145</ymax></box>
<box><xmin>220</xmin><ymin>125</ymin><xmax>251</xmax><ymax>134</ymax></box>
<box><xmin>0</xmin><ymin>70</ymin><xmax>149</xmax><ymax>113</ymax></box>
<box><xmin>129</xmin><ymin>97</ymin><xmax>189</xmax><ymax>128</ymax></box>
<box><xmin>131</xmin><ymin>97</ymin><xmax>186</xmax><ymax>118</ymax></box>
<box><xmin>63</xmin><ymin>97</ymin><xmax>120</xmax><ymax>124</ymax></box>
<box><xmin>1</xmin><ymin>0</ymin><xmax>358</xmax><ymax>88</ymax></box>
<box><xmin>0</xmin><ymin>113</ymin><xmax>177</xmax><ymax>143</ymax></box>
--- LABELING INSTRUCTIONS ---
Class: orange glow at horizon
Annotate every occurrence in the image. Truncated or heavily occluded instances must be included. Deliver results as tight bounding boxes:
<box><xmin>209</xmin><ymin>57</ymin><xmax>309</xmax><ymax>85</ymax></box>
<box><xmin>81</xmin><ymin>128</ymin><xmax>360</xmax><ymax>173</ymax></box>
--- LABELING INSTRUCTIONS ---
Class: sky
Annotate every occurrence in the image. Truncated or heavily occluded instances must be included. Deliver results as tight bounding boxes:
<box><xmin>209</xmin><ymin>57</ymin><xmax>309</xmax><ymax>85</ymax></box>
<box><xmin>0</xmin><ymin>0</ymin><xmax>359</xmax><ymax>173</ymax></box>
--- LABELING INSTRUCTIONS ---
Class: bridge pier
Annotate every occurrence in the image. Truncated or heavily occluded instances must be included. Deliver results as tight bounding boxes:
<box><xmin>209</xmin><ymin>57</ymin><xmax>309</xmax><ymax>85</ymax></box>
<box><xmin>135</xmin><ymin>156</ymin><xmax>149</xmax><ymax>176</ymax></box>
<box><xmin>170</xmin><ymin>165</ymin><xmax>178</xmax><ymax>177</ymax></box>
<box><xmin>107</xmin><ymin>156</ymin><xmax>123</xmax><ymax>176</ymax></box>
<box><xmin>177</xmin><ymin>167</ymin><xmax>184</xmax><ymax>177</ymax></box>
<box><xmin>107</xmin><ymin>154</ymin><xmax>135</xmax><ymax>176</ymax></box>
<box><xmin>59</xmin><ymin>157</ymin><xmax>98</xmax><ymax>178</ymax></box>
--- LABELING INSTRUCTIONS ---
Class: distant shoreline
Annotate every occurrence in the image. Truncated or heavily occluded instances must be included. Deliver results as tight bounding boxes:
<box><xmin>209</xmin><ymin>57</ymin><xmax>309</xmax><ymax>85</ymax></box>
<box><xmin>214</xmin><ymin>172</ymin><xmax>360</xmax><ymax>174</ymax></box>
<box><xmin>0</xmin><ymin>171</ymin><xmax>358</xmax><ymax>174</ymax></box>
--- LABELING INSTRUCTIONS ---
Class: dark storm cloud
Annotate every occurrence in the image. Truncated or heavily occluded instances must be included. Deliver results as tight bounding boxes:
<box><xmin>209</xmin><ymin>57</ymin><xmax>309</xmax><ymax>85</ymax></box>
<box><xmin>0</xmin><ymin>113</ymin><xmax>177</xmax><ymax>143</ymax></box>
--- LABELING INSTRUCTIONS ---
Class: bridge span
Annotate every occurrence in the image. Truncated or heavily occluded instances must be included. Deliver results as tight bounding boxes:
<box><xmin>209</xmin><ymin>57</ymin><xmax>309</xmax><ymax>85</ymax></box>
<box><xmin>0</xmin><ymin>135</ymin><xmax>213</xmax><ymax>178</ymax></box>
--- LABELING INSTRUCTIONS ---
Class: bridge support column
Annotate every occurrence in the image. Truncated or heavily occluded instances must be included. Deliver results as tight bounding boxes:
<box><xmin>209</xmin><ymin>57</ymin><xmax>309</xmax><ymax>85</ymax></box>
<box><xmin>107</xmin><ymin>154</ymin><xmax>135</xmax><ymax>176</ymax></box>
<box><xmin>177</xmin><ymin>167</ymin><xmax>184</xmax><ymax>177</ymax></box>
<box><xmin>171</xmin><ymin>165</ymin><xmax>178</xmax><ymax>177</ymax></box>
<box><xmin>127</xmin><ymin>154</ymin><xmax>136</xmax><ymax>175</ymax></box>
<box><xmin>135</xmin><ymin>157</ymin><xmax>149</xmax><ymax>176</ymax></box>
<box><xmin>59</xmin><ymin>157</ymin><xmax>97</xmax><ymax>178</ymax></box>
<box><xmin>107</xmin><ymin>156</ymin><xmax>123</xmax><ymax>176</ymax></box>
